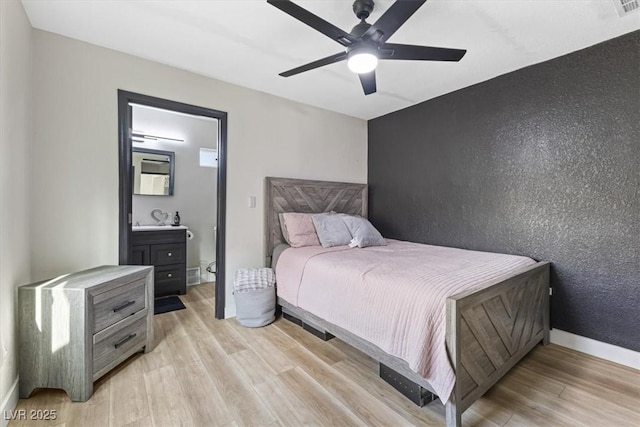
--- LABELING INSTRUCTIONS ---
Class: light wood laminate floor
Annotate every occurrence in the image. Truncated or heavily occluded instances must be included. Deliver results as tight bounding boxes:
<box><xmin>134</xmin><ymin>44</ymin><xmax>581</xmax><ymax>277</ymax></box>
<box><xmin>10</xmin><ymin>284</ymin><xmax>640</xmax><ymax>427</ymax></box>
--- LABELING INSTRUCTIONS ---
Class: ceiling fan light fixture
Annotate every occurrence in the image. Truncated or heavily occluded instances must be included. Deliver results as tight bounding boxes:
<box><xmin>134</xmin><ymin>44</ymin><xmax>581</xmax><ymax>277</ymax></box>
<box><xmin>347</xmin><ymin>50</ymin><xmax>378</xmax><ymax>74</ymax></box>
<box><xmin>268</xmin><ymin>0</ymin><xmax>465</xmax><ymax>95</ymax></box>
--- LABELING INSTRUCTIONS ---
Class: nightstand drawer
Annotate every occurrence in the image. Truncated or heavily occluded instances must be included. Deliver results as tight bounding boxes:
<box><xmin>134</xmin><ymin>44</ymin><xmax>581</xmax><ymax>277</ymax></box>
<box><xmin>93</xmin><ymin>311</ymin><xmax>147</xmax><ymax>379</ymax></box>
<box><xmin>93</xmin><ymin>279</ymin><xmax>146</xmax><ymax>333</ymax></box>
<box><xmin>150</xmin><ymin>244</ymin><xmax>185</xmax><ymax>266</ymax></box>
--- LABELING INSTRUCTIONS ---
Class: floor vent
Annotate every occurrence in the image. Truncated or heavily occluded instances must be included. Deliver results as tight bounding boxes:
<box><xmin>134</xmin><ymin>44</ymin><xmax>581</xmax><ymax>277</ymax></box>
<box><xmin>187</xmin><ymin>267</ymin><xmax>201</xmax><ymax>286</ymax></box>
<box><xmin>612</xmin><ymin>0</ymin><xmax>639</xmax><ymax>17</ymax></box>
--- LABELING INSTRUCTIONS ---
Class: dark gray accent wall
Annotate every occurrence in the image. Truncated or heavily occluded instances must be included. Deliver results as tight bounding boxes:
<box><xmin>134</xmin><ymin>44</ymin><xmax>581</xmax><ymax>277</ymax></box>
<box><xmin>368</xmin><ymin>31</ymin><xmax>639</xmax><ymax>351</ymax></box>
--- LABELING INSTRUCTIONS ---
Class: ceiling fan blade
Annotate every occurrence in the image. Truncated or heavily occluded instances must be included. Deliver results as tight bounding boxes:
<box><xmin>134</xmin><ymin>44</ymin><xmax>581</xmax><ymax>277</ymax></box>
<box><xmin>358</xmin><ymin>70</ymin><xmax>377</xmax><ymax>95</ymax></box>
<box><xmin>364</xmin><ymin>0</ymin><xmax>426</xmax><ymax>42</ymax></box>
<box><xmin>279</xmin><ymin>52</ymin><xmax>348</xmax><ymax>77</ymax></box>
<box><xmin>380</xmin><ymin>43</ymin><xmax>466</xmax><ymax>61</ymax></box>
<box><xmin>267</xmin><ymin>0</ymin><xmax>358</xmax><ymax>47</ymax></box>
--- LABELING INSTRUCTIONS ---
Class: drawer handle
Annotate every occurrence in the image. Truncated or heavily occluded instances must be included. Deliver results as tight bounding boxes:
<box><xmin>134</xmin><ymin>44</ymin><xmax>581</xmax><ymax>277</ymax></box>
<box><xmin>167</xmin><ymin>252</ymin><xmax>173</xmax><ymax>257</ymax></box>
<box><xmin>112</xmin><ymin>300</ymin><xmax>135</xmax><ymax>313</ymax></box>
<box><xmin>167</xmin><ymin>273</ymin><xmax>172</xmax><ymax>278</ymax></box>
<box><xmin>114</xmin><ymin>333</ymin><xmax>137</xmax><ymax>349</ymax></box>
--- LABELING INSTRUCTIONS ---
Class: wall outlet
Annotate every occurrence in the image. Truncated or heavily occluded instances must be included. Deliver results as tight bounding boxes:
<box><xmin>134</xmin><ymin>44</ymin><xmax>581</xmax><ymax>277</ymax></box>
<box><xmin>248</xmin><ymin>196</ymin><xmax>256</xmax><ymax>208</ymax></box>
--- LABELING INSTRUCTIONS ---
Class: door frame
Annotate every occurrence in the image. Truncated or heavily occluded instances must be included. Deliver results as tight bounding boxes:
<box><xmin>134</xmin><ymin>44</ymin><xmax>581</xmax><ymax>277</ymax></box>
<box><xmin>117</xmin><ymin>90</ymin><xmax>228</xmax><ymax>319</ymax></box>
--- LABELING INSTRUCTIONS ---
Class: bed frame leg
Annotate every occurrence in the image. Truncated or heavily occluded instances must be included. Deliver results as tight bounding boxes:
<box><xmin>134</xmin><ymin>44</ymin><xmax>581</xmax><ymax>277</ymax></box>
<box><xmin>379</xmin><ymin>364</ymin><xmax>437</xmax><ymax>407</ymax></box>
<box><xmin>302</xmin><ymin>322</ymin><xmax>335</xmax><ymax>341</ymax></box>
<box><xmin>445</xmin><ymin>401</ymin><xmax>461</xmax><ymax>427</ymax></box>
<box><xmin>282</xmin><ymin>309</ymin><xmax>334</xmax><ymax>341</ymax></box>
<box><xmin>282</xmin><ymin>311</ymin><xmax>302</xmax><ymax>326</ymax></box>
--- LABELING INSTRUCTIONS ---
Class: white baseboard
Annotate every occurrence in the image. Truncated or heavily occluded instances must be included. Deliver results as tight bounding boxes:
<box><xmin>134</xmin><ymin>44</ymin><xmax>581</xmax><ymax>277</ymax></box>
<box><xmin>551</xmin><ymin>329</ymin><xmax>640</xmax><ymax>370</ymax></box>
<box><xmin>224</xmin><ymin>303</ymin><xmax>236</xmax><ymax>319</ymax></box>
<box><xmin>1</xmin><ymin>377</ymin><xmax>19</xmax><ymax>427</ymax></box>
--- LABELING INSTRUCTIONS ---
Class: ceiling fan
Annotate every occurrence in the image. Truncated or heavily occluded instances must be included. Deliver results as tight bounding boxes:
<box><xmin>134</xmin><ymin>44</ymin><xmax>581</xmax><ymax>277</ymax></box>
<box><xmin>267</xmin><ymin>0</ymin><xmax>467</xmax><ymax>95</ymax></box>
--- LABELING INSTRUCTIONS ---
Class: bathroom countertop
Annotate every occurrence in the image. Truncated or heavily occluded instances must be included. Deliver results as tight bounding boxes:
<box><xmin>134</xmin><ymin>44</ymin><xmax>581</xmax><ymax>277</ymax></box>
<box><xmin>132</xmin><ymin>225</ymin><xmax>188</xmax><ymax>231</ymax></box>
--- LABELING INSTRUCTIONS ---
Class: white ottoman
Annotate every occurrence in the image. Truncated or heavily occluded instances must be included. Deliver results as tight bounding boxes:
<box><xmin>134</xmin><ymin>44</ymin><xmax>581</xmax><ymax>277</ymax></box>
<box><xmin>233</xmin><ymin>268</ymin><xmax>276</xmax><ymax>327</ymax></box>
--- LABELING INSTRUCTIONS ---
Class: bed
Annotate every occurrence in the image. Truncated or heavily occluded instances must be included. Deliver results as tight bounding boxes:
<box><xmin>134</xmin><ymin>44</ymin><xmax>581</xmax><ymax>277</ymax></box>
<box><xmin>265</xmin><ymin>177</ymin><xmax>550</xmax><ymax>427</ymax></box>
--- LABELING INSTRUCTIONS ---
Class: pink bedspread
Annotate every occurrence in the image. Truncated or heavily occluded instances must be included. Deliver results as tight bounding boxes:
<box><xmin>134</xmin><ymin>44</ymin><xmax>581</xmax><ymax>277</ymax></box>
<box><xmin>275</xmin><ymin>239</ymin><xmax>535</xmax><ymax>402</ymax></box>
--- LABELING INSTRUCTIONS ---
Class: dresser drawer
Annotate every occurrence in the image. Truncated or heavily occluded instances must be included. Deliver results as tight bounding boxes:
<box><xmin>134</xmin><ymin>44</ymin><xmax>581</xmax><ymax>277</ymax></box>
<box><xmin>93</xmin><ymin>279</ymin><xmax>146</xmax><ymax>333</ymax></box>
<box><xmin>150</xmin><ymin>243</ymin><xmax>185</xmax><ymax>266</ymax></box>
<box><xmin>155</xmin><ymin>265</ymin><xmax>185</xmax><ymax>297</ymax></box>
<box><xmin>93</xmin><ymin>311</ymin><xmax>147</xmax><ymax>379</ymax></box>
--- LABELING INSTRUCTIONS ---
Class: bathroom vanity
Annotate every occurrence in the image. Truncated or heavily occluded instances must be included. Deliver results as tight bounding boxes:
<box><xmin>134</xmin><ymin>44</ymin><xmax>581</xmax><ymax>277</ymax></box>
<box><xmin>132</xmin><ymin>226</ymin><xmax>187</xmax><ymax>297</ymax></box>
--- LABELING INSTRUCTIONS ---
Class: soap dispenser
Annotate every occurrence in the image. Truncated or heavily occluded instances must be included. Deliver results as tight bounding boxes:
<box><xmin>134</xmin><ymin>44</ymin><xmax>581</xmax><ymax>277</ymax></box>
<box><xmin>173</xmin><ymin>211</ymin><xmax>181</xmax><ymax>226</ymax></box>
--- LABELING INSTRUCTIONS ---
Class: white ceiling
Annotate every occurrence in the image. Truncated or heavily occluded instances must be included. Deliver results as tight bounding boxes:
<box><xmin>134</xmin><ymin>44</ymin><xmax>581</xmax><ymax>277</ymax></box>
<box><xmin>21</xmin><ymin>0</ymin><xmax>640</xmax><ymax>120</ymax></box>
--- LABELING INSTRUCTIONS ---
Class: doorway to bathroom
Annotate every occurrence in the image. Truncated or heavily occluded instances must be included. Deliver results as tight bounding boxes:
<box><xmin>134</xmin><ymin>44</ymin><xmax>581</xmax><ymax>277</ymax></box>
<box><xmin>117</xmin><ymin>91</ymin><xmax>227</xmax><ymax>319</ymax></box>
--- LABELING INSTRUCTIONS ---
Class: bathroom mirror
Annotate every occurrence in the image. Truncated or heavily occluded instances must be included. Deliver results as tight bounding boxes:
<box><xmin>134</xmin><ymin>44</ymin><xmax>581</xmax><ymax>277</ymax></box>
<box><xmin>132</xmin><ymin>147</ymin><xmax>175</xmax><ymax>196</ymax></box>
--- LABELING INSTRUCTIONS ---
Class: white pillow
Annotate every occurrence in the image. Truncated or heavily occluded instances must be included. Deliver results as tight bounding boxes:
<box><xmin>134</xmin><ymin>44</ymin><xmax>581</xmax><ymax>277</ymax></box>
<box><xmin>311</xmin><ymin>212</ymin><xmax>352</xmax><ymax>247</ymax></box>
<box><xmin>339</xmin><ymin>214</ymin><xmax>386</xmax><ymax>248</ymax></box>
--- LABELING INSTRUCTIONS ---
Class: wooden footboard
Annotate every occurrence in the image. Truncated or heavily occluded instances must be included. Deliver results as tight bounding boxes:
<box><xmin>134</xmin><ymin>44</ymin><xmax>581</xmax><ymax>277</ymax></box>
<box><xmin>445</xmin><ymin>261</ymin><xmax>550</xmax><ymax>427</ymax></box>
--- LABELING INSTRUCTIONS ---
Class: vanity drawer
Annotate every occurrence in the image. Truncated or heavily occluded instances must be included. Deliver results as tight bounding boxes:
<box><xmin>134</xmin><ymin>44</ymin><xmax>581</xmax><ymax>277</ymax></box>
<box><xmin>150</xmin><ymin>243</ymin><xmax>185</xmax><ymax>266</ymax></box>
<box><xmin>155</xmin><ymin>265</ymin><xmax>185</xmax><ymax>297</ymax></box>
<box><xmin>93</xmin><ymin>311</ymin><xmax>147</xmax><ymax>380</ymax></box>
<box><xmin>93</xmin><ymin>279</ymin><xmax>146</xmax><ymax>333</ymax></box>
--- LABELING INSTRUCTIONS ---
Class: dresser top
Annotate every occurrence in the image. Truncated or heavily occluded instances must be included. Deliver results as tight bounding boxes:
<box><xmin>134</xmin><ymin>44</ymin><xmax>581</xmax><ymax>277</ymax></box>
<box><xmin>20</xmin><ymin>265</ymin><xmax>152</xmax><ymax>290</ymax></box>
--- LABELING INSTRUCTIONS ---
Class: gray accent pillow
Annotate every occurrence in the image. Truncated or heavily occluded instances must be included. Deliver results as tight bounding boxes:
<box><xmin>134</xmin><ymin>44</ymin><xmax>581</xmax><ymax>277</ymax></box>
<box><xmin>311</xmin><ymin>213</ymin><xmax>352</xmax><ymax>248</ymax></box>
<box><xmin>339</xmin><ymin>214</ymin><xmax>386</xmax><ymax>248</ymax></box>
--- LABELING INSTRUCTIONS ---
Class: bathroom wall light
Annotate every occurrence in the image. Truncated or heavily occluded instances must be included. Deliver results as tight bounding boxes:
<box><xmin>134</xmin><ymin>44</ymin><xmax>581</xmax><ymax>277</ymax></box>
<box><xmin>132</xmin><ymin>131</ymin><xmax>184</xmax><ymax>143</ymax></box>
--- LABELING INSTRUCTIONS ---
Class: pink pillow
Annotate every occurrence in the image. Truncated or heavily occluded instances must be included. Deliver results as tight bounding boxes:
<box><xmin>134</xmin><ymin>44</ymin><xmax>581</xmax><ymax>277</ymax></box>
<box><xmin>280</xmin><ymin>213</ymin><xmax>320</xmax><ymax>248</ymax></box>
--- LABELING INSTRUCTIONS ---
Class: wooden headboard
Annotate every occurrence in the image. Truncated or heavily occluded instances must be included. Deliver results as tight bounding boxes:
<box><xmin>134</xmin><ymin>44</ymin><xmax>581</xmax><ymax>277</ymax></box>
<box><xmin>265</xmin><ymin>177</ymin><xmax>368</xmax><ymax>260</ymax></box>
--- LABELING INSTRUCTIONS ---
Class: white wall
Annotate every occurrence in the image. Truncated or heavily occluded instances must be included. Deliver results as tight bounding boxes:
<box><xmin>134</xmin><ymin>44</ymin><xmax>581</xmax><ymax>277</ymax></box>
<box><xmin>132</xmin><ymin>105</ymin><xmax>218</xmax><ymax>269</ymax></box>
<box><xmin>30</xmin><ymin>30</ymin><xmax>367</xmax><ymax>317</ymax></box>
<box><xmin>0</xmin><ymin>0</ymin><xmax>32</xmax><ymax>420</ymax></box>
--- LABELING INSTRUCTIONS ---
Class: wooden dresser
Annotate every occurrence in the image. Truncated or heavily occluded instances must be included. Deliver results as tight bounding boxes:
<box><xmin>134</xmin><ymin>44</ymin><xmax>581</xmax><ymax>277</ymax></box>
<box><xmin>132</xmin><ymin>228</ymin><xmax>187</xmax><ymax>297</ymax></box>
<box><xmin>18</xmin><ymin>265</ymin><xmax>154</xmax><ymax>402</ymax></box>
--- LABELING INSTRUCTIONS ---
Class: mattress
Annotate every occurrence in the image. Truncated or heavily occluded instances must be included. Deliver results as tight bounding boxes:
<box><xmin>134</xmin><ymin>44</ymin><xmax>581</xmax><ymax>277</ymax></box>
<box><xmin>275</xmin><ymin>239</ymin><xmax>535</xmax><ymax>402</ymax></box>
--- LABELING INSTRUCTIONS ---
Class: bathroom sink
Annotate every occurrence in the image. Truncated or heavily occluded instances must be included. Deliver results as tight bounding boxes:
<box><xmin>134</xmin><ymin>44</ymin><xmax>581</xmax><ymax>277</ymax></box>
<box><xmin>132</xmin><ymin>225</ymin><xmax>188</xmax><ymax>231</ymax></box>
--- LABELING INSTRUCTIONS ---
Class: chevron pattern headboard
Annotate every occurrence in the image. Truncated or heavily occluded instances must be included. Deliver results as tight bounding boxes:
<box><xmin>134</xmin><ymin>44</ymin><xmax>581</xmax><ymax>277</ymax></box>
<box><xmin>265</xmin><ymin>177</ymin><xmax>368</xmax><ymax>261</ymax></box>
